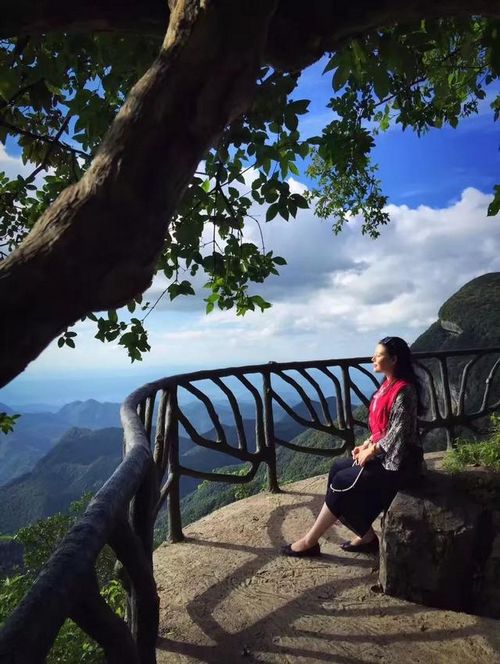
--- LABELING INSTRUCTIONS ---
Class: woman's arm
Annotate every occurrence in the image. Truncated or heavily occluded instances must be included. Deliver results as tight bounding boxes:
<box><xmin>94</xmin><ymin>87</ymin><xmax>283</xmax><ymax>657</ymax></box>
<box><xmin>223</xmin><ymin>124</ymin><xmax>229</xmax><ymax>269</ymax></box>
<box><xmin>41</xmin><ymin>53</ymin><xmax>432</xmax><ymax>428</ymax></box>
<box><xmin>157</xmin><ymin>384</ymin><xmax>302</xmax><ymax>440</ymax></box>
<box><xmin>376</xmin><ymin>385</ymin><xmax>418</xmax><ymax>462</ymax></box>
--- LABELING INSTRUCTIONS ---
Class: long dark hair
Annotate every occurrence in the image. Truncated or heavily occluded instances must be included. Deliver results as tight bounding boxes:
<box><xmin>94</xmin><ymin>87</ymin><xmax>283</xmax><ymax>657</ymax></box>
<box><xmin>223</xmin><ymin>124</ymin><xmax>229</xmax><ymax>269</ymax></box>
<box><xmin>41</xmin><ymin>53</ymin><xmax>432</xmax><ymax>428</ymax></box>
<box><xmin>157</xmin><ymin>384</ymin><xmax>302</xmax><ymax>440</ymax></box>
<box><xmin>379</xmin><ymin>336</ymin><xmax>422</xmax><ymax>412</ymax></box>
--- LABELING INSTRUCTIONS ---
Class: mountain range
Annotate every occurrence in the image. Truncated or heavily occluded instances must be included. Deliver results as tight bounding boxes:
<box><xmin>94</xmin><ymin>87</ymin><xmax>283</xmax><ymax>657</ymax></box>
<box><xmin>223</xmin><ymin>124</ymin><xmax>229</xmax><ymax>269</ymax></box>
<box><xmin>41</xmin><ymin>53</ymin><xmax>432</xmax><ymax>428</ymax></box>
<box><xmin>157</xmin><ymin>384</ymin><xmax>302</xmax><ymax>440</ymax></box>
<box><xmin>0</xmin><ymin>396</ymin><xmax>339</xmax><ymax>534</ymax></box>
<box><xmin>0</xmin><ymin>399</ymin><xmax>124</xmax><ymax>487</ymax></box>
<box><xmin>2</xmin><ymin>272</ymin><xmax>498</xmax><ymax>538</ymax></box>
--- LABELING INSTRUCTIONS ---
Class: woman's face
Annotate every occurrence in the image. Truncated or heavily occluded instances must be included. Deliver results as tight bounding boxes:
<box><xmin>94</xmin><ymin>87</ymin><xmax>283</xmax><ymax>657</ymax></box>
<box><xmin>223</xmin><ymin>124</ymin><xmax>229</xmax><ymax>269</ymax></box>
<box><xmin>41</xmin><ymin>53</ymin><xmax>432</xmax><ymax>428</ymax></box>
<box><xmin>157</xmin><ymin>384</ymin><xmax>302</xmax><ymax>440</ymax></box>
<box><xmin>372</xmin><ymin>343</ymin><xmax>397</xmax><ymax>375</ymax></box>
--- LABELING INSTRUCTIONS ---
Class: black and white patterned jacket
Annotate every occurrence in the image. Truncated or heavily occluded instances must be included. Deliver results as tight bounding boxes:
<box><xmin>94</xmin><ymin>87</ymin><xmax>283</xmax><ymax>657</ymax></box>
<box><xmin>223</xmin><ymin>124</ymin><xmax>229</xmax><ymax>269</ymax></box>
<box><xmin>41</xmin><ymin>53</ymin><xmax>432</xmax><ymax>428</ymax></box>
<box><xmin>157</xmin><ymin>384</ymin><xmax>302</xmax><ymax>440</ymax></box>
<box><xmin>375</xmin><ymin>384</ymin><xmax>421</xmax><ymax>471</ymax></box>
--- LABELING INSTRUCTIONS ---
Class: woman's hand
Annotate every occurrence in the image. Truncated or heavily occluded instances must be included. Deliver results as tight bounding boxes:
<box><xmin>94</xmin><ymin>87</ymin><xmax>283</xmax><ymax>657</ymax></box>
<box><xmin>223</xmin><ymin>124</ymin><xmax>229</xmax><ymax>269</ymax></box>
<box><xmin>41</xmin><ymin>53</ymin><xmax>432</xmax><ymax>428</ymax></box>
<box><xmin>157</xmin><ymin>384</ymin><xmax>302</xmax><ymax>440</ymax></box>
<box><xmin>354</xmin><ymin>445</ymin><xmax>376</xmax><ymax>467</ymax></box>
<box><xmin>352</xmin><ymin>439</ymin><xmax>372</xmax><ymax>459</ymax></box>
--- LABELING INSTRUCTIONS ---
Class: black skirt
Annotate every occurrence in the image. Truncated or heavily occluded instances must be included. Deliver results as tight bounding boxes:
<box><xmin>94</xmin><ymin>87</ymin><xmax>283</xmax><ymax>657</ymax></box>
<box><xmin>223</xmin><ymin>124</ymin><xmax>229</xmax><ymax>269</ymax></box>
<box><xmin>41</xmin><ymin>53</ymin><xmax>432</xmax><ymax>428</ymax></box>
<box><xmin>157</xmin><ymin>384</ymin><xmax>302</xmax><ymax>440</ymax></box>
<box><xmin>325</xmin><ymin>456</ymin><xmax>400</xmax><ymax>538</ymax></box>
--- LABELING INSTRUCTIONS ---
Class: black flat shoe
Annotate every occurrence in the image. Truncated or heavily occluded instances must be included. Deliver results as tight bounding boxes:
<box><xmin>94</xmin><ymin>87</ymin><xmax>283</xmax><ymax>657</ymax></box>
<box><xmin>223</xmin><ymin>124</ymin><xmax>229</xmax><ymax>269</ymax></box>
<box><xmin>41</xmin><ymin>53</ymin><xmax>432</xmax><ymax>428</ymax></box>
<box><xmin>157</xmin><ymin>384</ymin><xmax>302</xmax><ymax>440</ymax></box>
<box><xmin>340</xmin><ymin>538</ymin><xmax>379</xmax><ymax>554</ymax></box>
<box><xmin>281</xmin><ymin>542</ymin><xmax>321</xmax><ymax>558</ymax></box>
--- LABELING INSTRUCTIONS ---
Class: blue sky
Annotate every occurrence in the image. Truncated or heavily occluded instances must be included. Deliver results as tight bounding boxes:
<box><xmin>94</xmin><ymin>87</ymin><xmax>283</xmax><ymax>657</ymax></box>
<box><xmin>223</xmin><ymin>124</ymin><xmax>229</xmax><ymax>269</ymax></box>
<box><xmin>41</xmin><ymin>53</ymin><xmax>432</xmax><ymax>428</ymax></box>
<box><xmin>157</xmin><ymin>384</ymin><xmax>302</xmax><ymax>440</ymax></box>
<box><xmin>1</xmin><ymin>57</ymin><xmax>499</xmax><ymax>407</ymax></box>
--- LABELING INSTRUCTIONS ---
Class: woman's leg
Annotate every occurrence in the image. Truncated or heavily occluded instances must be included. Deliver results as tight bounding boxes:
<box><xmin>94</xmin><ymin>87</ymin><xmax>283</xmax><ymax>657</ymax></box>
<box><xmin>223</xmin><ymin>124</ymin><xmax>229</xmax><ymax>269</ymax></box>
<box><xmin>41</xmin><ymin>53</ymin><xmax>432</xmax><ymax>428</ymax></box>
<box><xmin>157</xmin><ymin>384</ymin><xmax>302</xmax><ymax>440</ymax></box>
<box><xmin>289</xmin><ymin>458</ymin><xmax>377</xmax><ymax>552</ymax></box>
<box><xmin>290</xmin><ymin>502</ymin><xmax>338</xmax><ymax>552</ymax></box>
<box><xmin>343</xmin><ymin>461</ymin><xmax>398</xmax><ymax>546</ymax></box>
<box><xmin>348</xmin><ymin>526</ymin><xmax>376</xmax><ymax>546</ymax></box>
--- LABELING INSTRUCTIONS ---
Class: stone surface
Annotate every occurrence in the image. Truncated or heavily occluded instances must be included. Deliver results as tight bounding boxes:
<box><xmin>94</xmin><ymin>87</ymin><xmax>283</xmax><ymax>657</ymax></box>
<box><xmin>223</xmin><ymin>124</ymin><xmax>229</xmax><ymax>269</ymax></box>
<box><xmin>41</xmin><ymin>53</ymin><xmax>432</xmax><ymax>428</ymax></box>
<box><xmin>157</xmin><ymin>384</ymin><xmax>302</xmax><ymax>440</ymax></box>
<box><xmin>154</xmin><ymin>474</ymin><xmax>500</xmax><ymax>663</ymax></box>
<box><xmin>480</xmin><ymin>531</ymin><xmax>500</xmax><ymax>619</ymax></box>
<box><xmin>451</xmin><ymin>468</ymin><xmax>500</xmax><ymax>512</ymax></box>
<box><xmin>380</xmin><ymin>471</ymin><xmax>481</xmax><ymax>611</ymax></box>
<box><xmin>380</xmin><ymin>466</ymin><xmax>500</xmax><ymax>618</ymax></box>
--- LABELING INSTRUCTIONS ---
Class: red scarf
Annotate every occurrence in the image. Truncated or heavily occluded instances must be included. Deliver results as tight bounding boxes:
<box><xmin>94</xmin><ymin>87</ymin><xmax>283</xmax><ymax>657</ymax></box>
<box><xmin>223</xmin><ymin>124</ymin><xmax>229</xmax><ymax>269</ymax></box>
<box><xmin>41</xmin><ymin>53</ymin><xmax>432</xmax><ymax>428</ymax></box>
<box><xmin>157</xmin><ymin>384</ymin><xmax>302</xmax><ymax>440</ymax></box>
<box><xmin>368</xmin><ymin>378</ymin><xmax>409</xmax><ymax>443</ymax></box>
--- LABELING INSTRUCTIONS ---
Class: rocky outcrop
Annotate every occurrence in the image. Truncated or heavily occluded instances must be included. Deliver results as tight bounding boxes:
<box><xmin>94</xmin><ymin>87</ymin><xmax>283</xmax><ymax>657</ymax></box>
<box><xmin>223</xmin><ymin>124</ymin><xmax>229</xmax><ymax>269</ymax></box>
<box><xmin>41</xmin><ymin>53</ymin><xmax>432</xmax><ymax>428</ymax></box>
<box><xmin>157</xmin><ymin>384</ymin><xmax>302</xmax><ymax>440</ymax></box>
<box><xmin>412</xmin><ymin>272</ymin><xmax>500</xmax><ymax>353</ymax></box>
<box><xmin>380</xmin><ymin>463</ymin><xmax>500</xmax><ymax>618</ymax></box>
<box><xmin>411</xmin><ymin>272</ymin><xmax>500</xmax><ymax>450</ymax></box>
<box><xmin>439</xmin><ymin>319</ymin><xmax>463</xmax><ymax>336</ymax></box>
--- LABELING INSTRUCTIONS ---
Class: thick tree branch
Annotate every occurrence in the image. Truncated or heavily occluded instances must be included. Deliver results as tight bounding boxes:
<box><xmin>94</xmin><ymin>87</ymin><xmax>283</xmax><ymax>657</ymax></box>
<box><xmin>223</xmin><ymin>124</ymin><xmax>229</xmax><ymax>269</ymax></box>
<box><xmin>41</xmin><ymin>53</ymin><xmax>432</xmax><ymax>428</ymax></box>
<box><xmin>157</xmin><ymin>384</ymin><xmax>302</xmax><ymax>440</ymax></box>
<box><xmin>266</xmin><ymin>0</ymin><xmax>500</xmax><ymax>70</ymax></box>
<box><xmin>0</xmin><ymin>0</ymin><xmax>279</xmax><ymax>387</ymax></box>
<box><xmin>1</xmin><ymin>1</ymin><xmax>499</xmax><ymax>71</ymax></box>
<box><xmin>0</xmin><ymin>0</ymin><xmax>499</xmax><ymax>388</ymax></box>
<box><xmin>0</xmin><ymin>0</ymin><xmax>169</xmax><ymax>40</ymax></box>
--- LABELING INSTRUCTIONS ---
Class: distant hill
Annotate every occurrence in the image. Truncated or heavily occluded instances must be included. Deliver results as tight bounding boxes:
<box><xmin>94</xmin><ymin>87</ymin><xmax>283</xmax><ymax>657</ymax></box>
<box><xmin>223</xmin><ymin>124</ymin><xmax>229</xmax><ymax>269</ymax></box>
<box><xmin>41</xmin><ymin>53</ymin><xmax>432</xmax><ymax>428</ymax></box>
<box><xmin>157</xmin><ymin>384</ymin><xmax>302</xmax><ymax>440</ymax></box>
<box><xmin>0</xmin><ymin>399</ymin><xmax>125</xmax><ymax>487</ymax></box>
<box><xmin>57</xmin><ymin>399</ymin><xmax>122</xmax><ymax>428</ymax></box>
<box><xmin>0</xmin><ymin>422</ymin><xmax>247</xmax><ymax>534</ymax></box>
<box><xmin>0</xmin><ymin>394</ymin><xmax>343</xmax><ymax>534</ymax></box>
<box><xmin>412</xmin><ymin>272</ymin><xmax>500</xmax><ymax>440</ymax></box>
<box><xmin>0</xmin><ymin>427</ymin><xmax>124</xmax><ymax>534</ymax></box>
<box><xmin>0</xmin><ymin>412</ymin><xmax>71</xmax><ymax>486</ymax></box>
<box><xmin>0</xmin><ymin>397</ymin><xmax>226</xmax><ymax>486</ymax></box>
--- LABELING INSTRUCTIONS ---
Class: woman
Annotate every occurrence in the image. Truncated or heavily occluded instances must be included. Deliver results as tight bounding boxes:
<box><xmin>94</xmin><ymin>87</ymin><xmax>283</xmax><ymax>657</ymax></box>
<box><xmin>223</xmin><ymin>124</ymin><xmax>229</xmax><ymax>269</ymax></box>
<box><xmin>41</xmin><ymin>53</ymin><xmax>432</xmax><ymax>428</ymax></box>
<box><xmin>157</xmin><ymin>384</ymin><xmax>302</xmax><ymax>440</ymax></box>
<box><xmin>281</xmin><ymin>336</ymin><xmax>422</xmax><ymax>557</ymax></box>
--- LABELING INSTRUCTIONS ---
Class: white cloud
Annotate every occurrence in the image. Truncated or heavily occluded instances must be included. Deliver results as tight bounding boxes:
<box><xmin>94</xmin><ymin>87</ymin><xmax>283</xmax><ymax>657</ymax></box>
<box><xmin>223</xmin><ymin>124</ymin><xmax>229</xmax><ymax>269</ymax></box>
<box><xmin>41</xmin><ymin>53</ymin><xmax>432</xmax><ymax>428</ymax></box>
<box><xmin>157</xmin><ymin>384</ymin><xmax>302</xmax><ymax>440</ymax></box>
<box><xmin>128</xmin><ymin>184</ymin><xmax>500</xmax><ymax>369</ymax></box>
<box><xmin>0</xmin><ymin>144</ymin><xmax>27</xmax><ymax>178</ymax></box>
<box><xmin>25</xmin><ymin>183</ymin><xmax>499</xmax><ymax>375</ymax></box>
<box><xmin>2</xmin><ymin>124</ymin><xmax>499</xmax><ymax>379</ymax></box>
<box><xmin>0</xmin><ymin>143</ymin><xmax>52</xmax><ymax>187</ymax></box>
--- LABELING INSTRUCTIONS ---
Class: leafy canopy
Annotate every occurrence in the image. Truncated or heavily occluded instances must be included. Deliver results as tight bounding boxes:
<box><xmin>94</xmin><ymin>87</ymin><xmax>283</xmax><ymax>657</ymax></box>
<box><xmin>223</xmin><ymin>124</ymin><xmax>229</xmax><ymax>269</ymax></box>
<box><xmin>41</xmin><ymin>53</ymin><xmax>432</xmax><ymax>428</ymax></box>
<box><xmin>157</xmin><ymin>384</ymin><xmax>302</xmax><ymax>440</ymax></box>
<box><xmin>0</xmin><ymin>17</ymin><xmax>499</xmax><ymax>361</ymax></box>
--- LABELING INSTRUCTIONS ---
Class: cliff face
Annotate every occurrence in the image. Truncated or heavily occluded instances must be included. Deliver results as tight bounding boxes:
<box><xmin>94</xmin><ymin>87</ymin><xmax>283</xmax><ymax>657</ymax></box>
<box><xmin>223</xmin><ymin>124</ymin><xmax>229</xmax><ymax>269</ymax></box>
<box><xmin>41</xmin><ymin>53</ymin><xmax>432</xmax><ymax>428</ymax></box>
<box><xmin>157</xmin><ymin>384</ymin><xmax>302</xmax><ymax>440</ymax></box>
<box><xmin>411</xmin><ymin>273</ymin><xmax>500</xmax><ymax>443</ymax></box>
<box><xmin>412</xmin><ymin>272</ymin><xmax>500</xmax><ymax>352</ymax></box>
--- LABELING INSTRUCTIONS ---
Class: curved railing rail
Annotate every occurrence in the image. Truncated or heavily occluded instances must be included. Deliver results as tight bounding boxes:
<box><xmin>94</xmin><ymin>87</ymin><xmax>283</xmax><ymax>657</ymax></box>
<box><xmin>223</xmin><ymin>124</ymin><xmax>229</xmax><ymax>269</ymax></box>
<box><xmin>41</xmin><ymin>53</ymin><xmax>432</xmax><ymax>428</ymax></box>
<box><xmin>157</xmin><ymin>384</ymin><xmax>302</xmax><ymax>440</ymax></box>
<box><xmin>1</xmin><ymin>346</ymin><xmax>499</xmax><ymax>663</ymax></box>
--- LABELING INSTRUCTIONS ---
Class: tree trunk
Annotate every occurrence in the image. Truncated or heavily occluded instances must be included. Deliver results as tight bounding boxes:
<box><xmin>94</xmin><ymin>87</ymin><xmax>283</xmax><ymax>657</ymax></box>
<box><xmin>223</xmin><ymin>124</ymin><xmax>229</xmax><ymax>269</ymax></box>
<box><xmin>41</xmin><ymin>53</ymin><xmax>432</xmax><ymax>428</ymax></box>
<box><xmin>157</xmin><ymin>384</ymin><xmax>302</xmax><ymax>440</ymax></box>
<box><xmin>1</xmin><ymin>0</ymin><xmax>499</xmax><ymax>388</ymax></box>
<box><xmin>0</xmin><ymin>0</ymin><xmax>279</xmax><ymax>387</ymax></box>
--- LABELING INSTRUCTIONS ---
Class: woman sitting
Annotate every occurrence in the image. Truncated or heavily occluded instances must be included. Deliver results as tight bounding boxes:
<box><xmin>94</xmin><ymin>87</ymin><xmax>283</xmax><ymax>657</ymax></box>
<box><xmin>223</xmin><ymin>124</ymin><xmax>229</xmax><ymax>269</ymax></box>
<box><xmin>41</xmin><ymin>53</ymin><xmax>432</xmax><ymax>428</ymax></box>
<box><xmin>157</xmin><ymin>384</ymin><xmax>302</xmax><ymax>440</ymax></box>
<box><xmin>281</xmin><ymin>336</ymin><xmax>422</xmax><ymax>557</ymax></box>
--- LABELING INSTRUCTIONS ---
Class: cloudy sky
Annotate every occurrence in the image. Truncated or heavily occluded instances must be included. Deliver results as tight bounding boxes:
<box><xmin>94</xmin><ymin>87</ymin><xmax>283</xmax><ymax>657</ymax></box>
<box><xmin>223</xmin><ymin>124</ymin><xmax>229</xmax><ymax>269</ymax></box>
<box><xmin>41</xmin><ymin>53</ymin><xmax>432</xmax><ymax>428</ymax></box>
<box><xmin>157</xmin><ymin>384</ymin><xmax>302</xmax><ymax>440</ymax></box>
<box><xmin>1</xmin><ymin>58</ymin><xmax>500</xmax><ymax>406</ymax></box>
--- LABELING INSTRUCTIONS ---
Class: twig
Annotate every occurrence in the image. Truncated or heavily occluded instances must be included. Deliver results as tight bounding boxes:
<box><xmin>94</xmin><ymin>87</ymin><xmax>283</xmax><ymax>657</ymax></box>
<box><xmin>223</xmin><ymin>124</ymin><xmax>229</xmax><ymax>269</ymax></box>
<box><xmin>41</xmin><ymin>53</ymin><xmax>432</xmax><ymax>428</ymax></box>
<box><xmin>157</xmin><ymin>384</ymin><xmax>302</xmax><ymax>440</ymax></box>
<box><xmin>0</xmin><ymin>118</ymin><xmax>90</xmax><ymax>160</ymax></box>
<box><xmin>247</xmin><ymin>214</ymin><xmax>266</xmax><ymax>254</ymax></box>
<box><xmin>141</xmin><ymin>287</ymin><xmax>169</xmax><ymax>322</ymax></box>
<box><xmin>22</xmin><ymin>112</ymin><xmax>73</xmax><ymax>186</ymax></box>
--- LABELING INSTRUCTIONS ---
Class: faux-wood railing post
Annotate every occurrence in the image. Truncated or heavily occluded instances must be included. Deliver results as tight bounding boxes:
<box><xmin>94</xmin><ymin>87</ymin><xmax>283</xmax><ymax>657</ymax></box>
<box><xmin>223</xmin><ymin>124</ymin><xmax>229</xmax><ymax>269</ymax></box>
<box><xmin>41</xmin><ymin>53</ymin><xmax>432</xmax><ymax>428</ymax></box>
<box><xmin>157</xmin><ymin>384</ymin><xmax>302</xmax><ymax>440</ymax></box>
<box><xmin>341</xmin><ymin>364</ymin><xmax>356</xmax><ymax>450</ymax></box>
<box><xmin>127</xmin><ymin>397</ymin><xmax>160</xmax><ymax>663</ymax></box>
<box><xmin>439</xmin><ymin>356</ymin><xmax>456</xmax><ymax>449</ymax></box>
<box><xmin>129</xmin><ymin>460</ymin><xmax>160</xmax><ymax>664</ymax></box>
<box><xmin>263</xmin><ymin>369</ymin><xmax>280</xmax><ymax>493</ymax></box>
<box><xmin>166</xmin><ymin>386</ymin><xmax>184</xmax><ymax>542</ymax></box>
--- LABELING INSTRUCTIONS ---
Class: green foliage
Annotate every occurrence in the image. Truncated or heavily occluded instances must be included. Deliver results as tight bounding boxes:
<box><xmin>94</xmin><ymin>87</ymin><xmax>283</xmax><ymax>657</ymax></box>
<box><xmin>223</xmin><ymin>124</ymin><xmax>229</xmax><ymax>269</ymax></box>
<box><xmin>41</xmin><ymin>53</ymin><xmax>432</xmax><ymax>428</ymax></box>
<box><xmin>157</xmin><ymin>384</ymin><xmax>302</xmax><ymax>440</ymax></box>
<box><xmin>0</xmin><ymin>493</ymin><xmax>126</xmax><ymax>663</ymax></box>
<box><xmin>224</xmin><ymin>464</ymin><xmax>257</xmax><ymax>500</ymax></box>
<box><xmin>309</xmin><ymin>17</ymin><xmax>499</xmax><ymax>237</ymax></box>
<box><xmin>488</xmin><ymin>184</ymin><xmax>500</xmax><ymax>216</ymax></box>
<box><xmin>443</xmin><ymin>414</ymin><xmax>500</xmax><ymax>472</ymax></box>
<box><xmin>0</xmin><ymin>412</ymin><xmax>20</xmax><ymax>433</ymax></box>
<box><xmin>0</xmin><ymin>18</ymin><xmax>499</xmax><ymax>359</ymax></box>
